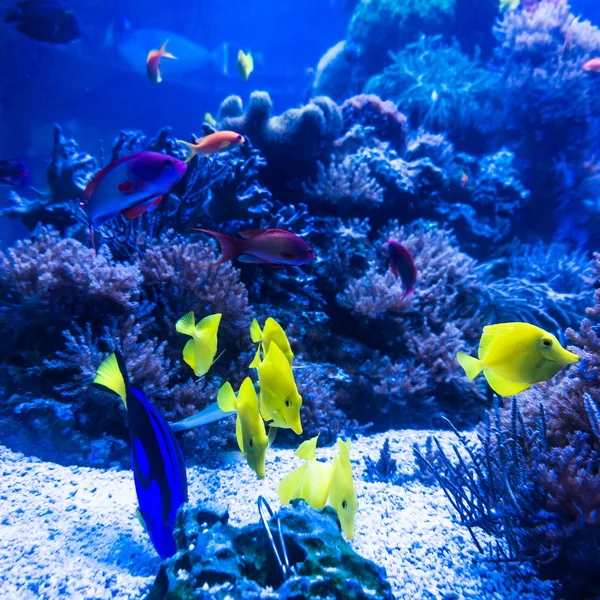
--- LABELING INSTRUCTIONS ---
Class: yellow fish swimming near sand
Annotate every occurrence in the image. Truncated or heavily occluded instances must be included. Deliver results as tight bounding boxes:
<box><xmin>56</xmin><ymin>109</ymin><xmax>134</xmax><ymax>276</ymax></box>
<box><xmin>257</xmin><ymin>342</ymin><xmax>303</xmax><ymax>435</ymax></box>
<box><xmin>175</xmin><ymin>312</ymin><xmax>221</xmax><ymax>377</ymax></box>
<box><xmin>249</xmin><ymin>317</ymin><xmax>294</xmax><ymax>368</ymax></box>
<box><xmin>278</xmin><ymin>436</ymin><xmax>358</xmax><ymax>539</ymax></box>
<box><xmin>278</xmin><ymin>435</ymin><xmax>333</xmax><ymax>509</ymax></box>
<box><xmin>217</xmin><ymin>377</ymin><xmax>269</xmax><ymax>479</ymax></box>
<box><xmin>456</xmin><ymin>322</ymin><xmax>579</xmax><ymax>396</ymax></box>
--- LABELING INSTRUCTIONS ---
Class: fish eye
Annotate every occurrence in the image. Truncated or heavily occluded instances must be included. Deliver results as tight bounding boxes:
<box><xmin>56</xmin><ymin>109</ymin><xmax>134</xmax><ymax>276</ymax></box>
<box><xmin>542</xmin><ymin>339</ymin><xmax>553</xmax><ymax>348</ymax></box>
<box><xmin>236</xmin><ymin>135</ymin><xmax>243</xmax><ymax>142</ymax></box>
<box><xmin>285</xmin><ymin>398</ymin><xmax>291</xmax><ymax>408</ymax></box>
<box><xmin>342</xmin><ymin>499</ymin><xmax>348</xmax><ymax>510</ymax></box>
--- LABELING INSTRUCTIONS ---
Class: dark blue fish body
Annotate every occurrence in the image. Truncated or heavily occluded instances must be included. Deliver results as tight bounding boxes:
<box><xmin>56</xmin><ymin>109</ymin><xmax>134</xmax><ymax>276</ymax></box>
<box><xmin>126</xmin><ymin>386</ymin><xmax>188</xmax><ymax>559</ymax></box>
<box><xmin>4</xmin><ymin>1</ymin><xmax>81</xmax><ymax>44</ymax></box>
<box><xmin>388</xmin><ymin>240</ymin><xmax>417</xmax><ymax>299</ymax></box>
<box><xmin>93</xmin><ymin>352</ymin><xmax>187</xmax><ymax>559</ymax></box>
<box><xmin>0</xmin><ymin>159</ymin><xmax>28</xmax><ymax>187</ymax></box>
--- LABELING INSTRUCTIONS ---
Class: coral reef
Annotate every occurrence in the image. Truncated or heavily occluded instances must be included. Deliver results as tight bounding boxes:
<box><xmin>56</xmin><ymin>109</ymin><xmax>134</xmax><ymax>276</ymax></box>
<box><xmin>365</xmin><ymin>36</ymin><xmax>501</xmax><ymax>151</ymax></box>
<box><xmin>427</xmin><ymin>253</ymin><xmax>600</xmax><ymax>596</ymax></box>
<box><xmin>151</xmin><ymin>500</ymin><xmax>394</xmax><ymax>599</ymax></box>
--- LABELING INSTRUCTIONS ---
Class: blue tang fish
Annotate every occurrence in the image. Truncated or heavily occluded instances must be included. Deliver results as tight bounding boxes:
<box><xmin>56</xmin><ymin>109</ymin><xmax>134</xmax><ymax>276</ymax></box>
<box><xmin>93</xmin><ymin>351</ymin><xmax>188</xmax><ymax>559</ymax></box>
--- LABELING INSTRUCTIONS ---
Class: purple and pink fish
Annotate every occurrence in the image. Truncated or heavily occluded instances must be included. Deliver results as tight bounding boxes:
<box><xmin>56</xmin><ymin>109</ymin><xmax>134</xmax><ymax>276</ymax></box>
<box><xmin>194</xmin><ymin>228</ymin><xmax>316</xmax><ymax>268</ymax></box>
<box><xmin>82</xmin><ymin>151</ymin><xmax>187</xmax><ymax>252</ymax></box>
<box><xmin>388</xmin><ymin>240</ymin><xmax>417</xmax><ymax>299</ymax></box>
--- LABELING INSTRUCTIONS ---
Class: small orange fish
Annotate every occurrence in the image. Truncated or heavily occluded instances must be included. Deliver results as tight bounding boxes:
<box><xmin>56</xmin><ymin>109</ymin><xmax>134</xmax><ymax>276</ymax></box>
<box><xmin>147</xmin><ymin>39</ymin><xmax>177</xmax><ymax>84</ymax></box>
<box><xmin>583</xmin><ymin>57</ymin><xmax>600</xmax><ymax>72</ymax></box>
<box><xmin>177</xmin><ymin>131</ymin><xmax>245</xmax><ymax>163</ymax></box>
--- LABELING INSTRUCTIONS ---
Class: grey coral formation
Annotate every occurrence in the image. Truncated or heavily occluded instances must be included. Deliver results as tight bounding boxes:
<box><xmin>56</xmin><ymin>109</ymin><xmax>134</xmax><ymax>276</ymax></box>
<box><xmin>151</xmin><ymin>500</ymin><xmax>394</xmax><ymax>599</ymax></box>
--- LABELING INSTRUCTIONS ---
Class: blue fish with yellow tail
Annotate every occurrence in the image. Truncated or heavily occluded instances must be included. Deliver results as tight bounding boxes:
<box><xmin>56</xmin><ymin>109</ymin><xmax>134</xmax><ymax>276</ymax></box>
<box><xmin>93</xmin><ymin>352</ymin><xmax>188</xmax><ymax>559</ymax></box>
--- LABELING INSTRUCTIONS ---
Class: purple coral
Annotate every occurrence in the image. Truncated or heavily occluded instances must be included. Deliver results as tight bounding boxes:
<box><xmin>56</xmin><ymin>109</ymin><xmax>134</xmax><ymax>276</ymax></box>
<box><xmin>341</xmin><ymin>94</ymin><xmax>408</xmax><ymax>150</ymax></box>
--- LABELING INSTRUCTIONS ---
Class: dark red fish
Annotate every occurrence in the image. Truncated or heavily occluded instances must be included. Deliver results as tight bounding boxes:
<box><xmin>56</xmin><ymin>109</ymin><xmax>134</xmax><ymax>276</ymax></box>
<box><xmin>388</xmin><ymin>240</ymin><xmax>417</xmax><ymax>299</ymax></box>
<box><xmin>0</xmin><ymin>159</ymin><xmax>28</xmax><ymax>187</ymax></box>
<box><xmin>194</xmin><ymin>228</ymin><xmax>315</xmax><ymax>267</ymax></box>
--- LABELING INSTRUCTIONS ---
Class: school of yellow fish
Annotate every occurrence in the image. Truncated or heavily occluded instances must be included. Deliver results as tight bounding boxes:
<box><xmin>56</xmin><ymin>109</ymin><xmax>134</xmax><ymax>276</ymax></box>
<box><xmin>174</xmin><ymin>312</ymin><xmax>359</xmax><ymax>539</ymax></box>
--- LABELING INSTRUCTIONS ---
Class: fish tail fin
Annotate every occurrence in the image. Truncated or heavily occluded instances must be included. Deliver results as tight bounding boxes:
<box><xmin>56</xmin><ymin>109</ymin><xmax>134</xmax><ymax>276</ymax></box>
<box><xmin>296</xmin><ymin>435</ymin><xmax>319</xmax><ymax>461</ymax></box>
<box><xmin>456</xmin><ymin>352</ymin><xmax>483</xmax><ymax>380</ymax></box>
<box><xmin>191</xmin><ymin>229</ymin><xmax>242</xmax><ymax>266</ymax></box>
<box><xmin>177</xmin><ymin>140</ymin><xmax>198</xmax><ymax>163</ymax></box>
<box><xmin>195</xmin><ymin>313</ymin><xmax>222</xmax><ymax>334</ymax></box>
<box><xmin>250</xmin><ymin>318</ymin><xmax>263</xmax><ymax>343</ymax></box>
<box><xmin>93</xmin><ymin>351</ymin><xmax>128</xmax><ymax>408</ymax></box>
<box><xmin>159</xmin><ymin>39</ymin><xmax>177</xmax><ymax>60</ymax></box>
<box><xmin>217</xmin><ymin>382</ymin><xmax>237</xmax><ymax>413</ymax></box>
<box><xmin>248</xmin><ymin>345</ymin><xmax>261</xmax><ymax>369</ymax></box>
<box><xmin>176</xmin><ymin>311</ymin><xmax>196</xmax><ymax>336</ymax></box>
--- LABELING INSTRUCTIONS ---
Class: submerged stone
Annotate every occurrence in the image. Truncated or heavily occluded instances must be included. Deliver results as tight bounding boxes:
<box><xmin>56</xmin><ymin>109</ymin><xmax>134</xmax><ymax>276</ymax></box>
<box><xmin>146</xmin><ymin>499</ymin><xmax>393</xmax><ymax>600</ymax></box>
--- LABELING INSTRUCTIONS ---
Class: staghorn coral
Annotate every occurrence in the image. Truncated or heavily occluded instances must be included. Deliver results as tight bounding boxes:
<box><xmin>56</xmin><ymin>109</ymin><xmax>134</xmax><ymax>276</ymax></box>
<box><xmin>365</xmin><ymin>36</ymin><xmax>501</xmax><ymax>150</ymax></box>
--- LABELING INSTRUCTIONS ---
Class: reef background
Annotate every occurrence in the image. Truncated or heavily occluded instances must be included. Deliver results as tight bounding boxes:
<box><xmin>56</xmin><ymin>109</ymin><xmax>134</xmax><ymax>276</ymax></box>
<box><xmin>2</xmin><ymin>0</ymin><xmax>600</xmax><ymax>597</ymax></box>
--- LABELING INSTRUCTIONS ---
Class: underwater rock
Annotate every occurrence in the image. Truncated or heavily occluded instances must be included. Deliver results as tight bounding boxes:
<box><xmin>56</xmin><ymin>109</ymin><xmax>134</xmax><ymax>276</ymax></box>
<box><xmin>216</xmin><ymin>92</ymin><xmax>343</xmax><ymax>167</ymax></box>
<box><xmin>151</xmin><ymin>499</ymin><xmax>394</xmax><ymax>600</ymax></box>
<box><xmin>309</xmin><ymin>41</ymin><xmax>362</xmax><ymax>103</ymax></box>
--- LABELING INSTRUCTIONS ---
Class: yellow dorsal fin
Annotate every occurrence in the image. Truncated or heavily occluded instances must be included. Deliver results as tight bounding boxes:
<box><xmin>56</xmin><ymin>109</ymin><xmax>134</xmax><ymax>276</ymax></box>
<box><xmin>456</xmin><ymin>352</ymin><xmax>483</xmax><ymax>380</ymax></box>
<box><xmin>93</xmin><ymin>353</ymin><xmax>127</xmax><ymax>408</ymax></box>
<box><xmin>217</xmin><ymin>381</ymin><xmax>237</xmax><ymax>413</ymax></box>
<box><xmin>196</xmin><ymin>313</ymin><xmax>222</xmax><ymax>333</ymax></box>
<box><xmin>296</xmin><ymin>435</ymin><xmax>319</xmax><ymax>461</ymax></box>
<box><xmin>337</xmin><ymin>438</ymin><xmax>350</xmax><ymax>461</ymax></box>
<box><xmin>483</xmin><ymin>370</ymin><xmax>531</xmax><ymax>396</ymax></box>
<box><xmin>250</xmin><ymin>318</ymin><xmax>263</xmax><ymax>343</ymax></box>
<box><xmin>278</xmin><ymin>463</ymin><xmax>308</xmax><ymax>505</ymax></box>
<box><xmin>176</xmin><ymin>311</ymin><xmax>196</xmax><ymax>336</ymax></box>
<box><xmin>182</xmin><ymin>339</ymin><xmax>196</xmax><ymax>371</ymax></box>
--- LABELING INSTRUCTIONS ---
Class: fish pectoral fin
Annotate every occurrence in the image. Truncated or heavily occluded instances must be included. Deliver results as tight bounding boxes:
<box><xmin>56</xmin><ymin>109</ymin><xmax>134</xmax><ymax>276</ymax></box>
<box><xmin>120</xmin><ymin>199</ymin><xmax>156</xmax><ymax>220</ymax></box>
<box><xmin>235</xmin><ymin>415</ymin><xmax>244</xmax><ymax>453</ymax></box>
<box><xmin>483</xmin><ymin>370</ymin><xmax>531</xmax><ymax>397</ymax></box>
<box><xmin>278</xmin><ymin>464</ymin><xmax>308</xmax><ymax>505</ymax></box>
<box><xmin>182</xmin><ymin>339</ymin><xmax>196</xmax><ymax>371</ymax></box>
<box><xmin>176</xmin><ymin>311</ymin><xmax>196</xmax><ymax>335</ymax></box>
<box><xmin>267</xmin><ymin>425</ymin><xmax>278</xmax><ymax>448</ymax></box>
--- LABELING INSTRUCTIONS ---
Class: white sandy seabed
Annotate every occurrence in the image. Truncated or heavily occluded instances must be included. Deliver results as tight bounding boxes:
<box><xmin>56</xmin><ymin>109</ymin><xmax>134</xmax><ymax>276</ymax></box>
<box><xmin>0</xmin><ymin>430</ymin><xmax>556</xmax><ymax>600</ymax></box>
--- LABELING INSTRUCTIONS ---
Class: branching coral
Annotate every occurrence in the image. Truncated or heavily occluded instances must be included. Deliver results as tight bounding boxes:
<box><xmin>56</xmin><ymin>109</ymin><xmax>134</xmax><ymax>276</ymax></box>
<box><xmin>364</xmin><ymin>36</ymin><xmax>501</xmax><ymax>149</ymax></box>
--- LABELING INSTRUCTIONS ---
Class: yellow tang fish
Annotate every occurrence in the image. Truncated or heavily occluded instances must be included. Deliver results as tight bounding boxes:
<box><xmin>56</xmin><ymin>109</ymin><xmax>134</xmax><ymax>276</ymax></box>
<box><xmin>175</xmin><ymin>312</ymin><xmax>221</xmax><ymax>377</ymax></box>
<box><xmin>257</xmin><ymin>342</ymin><xmax>303</xmax><ymax>435</ymax></box>
<box><xmin>249</xmin><ymin>317</ymin><xmax>294</xmax><ymax>368</ymax></box>
<box><xmin>278</xmin><ymin>435</ymin><xmax>334</xmax><ymax>509</ymax></box>
<box><xmin>217</xmin><ymin>377</ymin><xmax>269</xmax><ymax>479</ymax></box>
<box><xmin>237</xmin><ymin>49</ymin><xmax>254</xmax><ymax>81</ymax></box>
<box><xmin>328</xmin><ymin>439</ymin><xmax>359</xmax><ymax>540</ymax></box>
<box><xmin>457</xmin><ymin>322</ymin><xmax>579</xmax><ymax>396</ymax></box>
